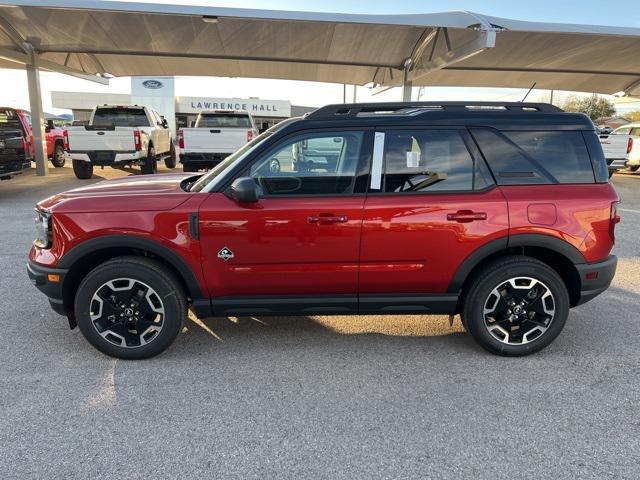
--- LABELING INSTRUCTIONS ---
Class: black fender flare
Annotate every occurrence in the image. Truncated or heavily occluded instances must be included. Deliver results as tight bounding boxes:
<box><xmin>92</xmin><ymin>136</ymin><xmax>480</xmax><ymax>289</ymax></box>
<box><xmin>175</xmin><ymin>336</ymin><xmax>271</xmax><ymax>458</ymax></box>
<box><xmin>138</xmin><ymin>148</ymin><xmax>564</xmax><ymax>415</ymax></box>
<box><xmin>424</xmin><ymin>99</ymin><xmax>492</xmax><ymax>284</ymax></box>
<box><xmin>447</xmin><ymin>234</ymin><xmax>586</xmax><ymax>294</ymax></box>
<box><xmin>58</xmin><ymin>234</ymin><xmax>205</xmax><ymax>300</ymax></box>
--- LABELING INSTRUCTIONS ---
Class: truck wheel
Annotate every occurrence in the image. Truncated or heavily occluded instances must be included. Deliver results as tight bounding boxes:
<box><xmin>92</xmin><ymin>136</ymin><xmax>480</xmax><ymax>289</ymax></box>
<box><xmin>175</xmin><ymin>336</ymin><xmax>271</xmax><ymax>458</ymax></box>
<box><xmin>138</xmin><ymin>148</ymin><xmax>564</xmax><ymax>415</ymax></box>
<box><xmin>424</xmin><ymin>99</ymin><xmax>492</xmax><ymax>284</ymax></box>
<box><xmin>141</xmin><ymin>146</ymin><xmax>157</xmax><ymax>175</ymax></box>
<box><xmin>51</xmin><ymin>144</ymin><xmax>66</xmax><ymax>167</ymax></box>
<box><xmin>164</xmin><ymin>143</ymin><xmax>177</xmax><ymax>169</ymax></box>
<box><xmin>629</xmin><ymin>165</ymin><xmax>639</xmax><ymax>172</ymax></box>
<box><xmin>72</xmin><ymin>160</ymin><xmax>93</xmax><ymax>179</ymax></box>
<box><xmin>74</xmin><ymin>257</ymin><xmax>186</xmax><ymax>359</ymax></box>
<box><xmin>461</xmin><ymin>256</ymin><xmax>569</xmax><ymax>356</ymax></box>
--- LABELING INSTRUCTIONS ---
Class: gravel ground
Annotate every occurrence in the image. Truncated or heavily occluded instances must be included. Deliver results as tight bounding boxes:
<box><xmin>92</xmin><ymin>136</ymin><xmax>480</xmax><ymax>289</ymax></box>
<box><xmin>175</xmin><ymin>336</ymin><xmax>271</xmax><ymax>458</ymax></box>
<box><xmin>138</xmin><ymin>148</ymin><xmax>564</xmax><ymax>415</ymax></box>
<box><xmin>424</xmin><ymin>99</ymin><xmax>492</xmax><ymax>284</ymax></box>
<box><xmin>1</xmin><ymin>164</ymin><xmax>639</xmax><ymax>479</ymax></box>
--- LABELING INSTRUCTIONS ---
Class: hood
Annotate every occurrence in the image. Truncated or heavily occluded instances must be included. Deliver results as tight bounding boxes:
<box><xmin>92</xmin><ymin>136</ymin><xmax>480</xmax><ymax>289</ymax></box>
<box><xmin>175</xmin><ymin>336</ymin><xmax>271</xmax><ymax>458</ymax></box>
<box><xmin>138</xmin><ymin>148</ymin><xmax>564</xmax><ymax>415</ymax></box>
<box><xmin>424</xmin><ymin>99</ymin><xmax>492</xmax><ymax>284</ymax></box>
<box><xmin>39</xmin><ymin>173</ymin><xmax>200</xmax><ymax>213</ymax></box>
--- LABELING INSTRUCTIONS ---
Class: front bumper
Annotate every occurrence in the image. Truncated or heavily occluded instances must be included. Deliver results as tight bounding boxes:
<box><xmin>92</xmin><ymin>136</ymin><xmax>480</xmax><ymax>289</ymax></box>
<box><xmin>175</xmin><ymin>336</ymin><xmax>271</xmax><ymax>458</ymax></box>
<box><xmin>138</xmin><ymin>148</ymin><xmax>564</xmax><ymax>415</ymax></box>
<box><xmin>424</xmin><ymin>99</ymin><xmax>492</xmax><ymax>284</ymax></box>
<box><xmin>575</xmin><ymin>255</ymin><xmax>617</xmax><ymax>306</ymax></box>
<box><xmin>27</xmin><ymin>261</ymin><xmax>68</xmax><ymax>316</ymax></box>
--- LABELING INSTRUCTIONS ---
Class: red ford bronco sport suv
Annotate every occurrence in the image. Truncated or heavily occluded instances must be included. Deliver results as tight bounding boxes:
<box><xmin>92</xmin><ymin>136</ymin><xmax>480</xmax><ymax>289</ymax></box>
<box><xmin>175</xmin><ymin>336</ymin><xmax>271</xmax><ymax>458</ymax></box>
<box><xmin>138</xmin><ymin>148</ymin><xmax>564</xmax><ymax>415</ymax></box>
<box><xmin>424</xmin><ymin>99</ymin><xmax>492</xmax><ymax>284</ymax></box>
<box><xmin>28</xmin><ymin>102</ymin><xmax>620</xmax><ymax>359</ymax></box>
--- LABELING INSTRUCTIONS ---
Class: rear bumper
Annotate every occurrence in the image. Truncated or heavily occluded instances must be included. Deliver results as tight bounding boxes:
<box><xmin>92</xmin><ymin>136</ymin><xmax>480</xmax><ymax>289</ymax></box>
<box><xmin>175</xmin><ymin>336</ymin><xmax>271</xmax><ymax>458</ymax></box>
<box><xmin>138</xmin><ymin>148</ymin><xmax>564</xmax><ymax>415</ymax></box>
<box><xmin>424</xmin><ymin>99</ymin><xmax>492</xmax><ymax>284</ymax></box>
<box><xmin>27</xmin><ymin>261</ymin><xmax>68</xmax><ymax>316</ymax></box>
<box><xmin>68</xmin><ymin>150</ymin><xmax>144</xmax><ymax>165</ymax></box>
<box><xmin>0</xmin><ymin>158</ymin><xmax>30</xmax><ymax>178</ymax></box>
<box><xmin>575</xmin><ymin>255</ymin><xmax>617</xmax><ymax>306</ymax></box>
<box><xmin>607</xmin><ymin>158</ymin><xmax>627</xmax><ymax>171</ymax></box>
<box><xmin>180</xmin><ymin>152</ymin><xmax>228</xmax><ymax>168</ymax></box>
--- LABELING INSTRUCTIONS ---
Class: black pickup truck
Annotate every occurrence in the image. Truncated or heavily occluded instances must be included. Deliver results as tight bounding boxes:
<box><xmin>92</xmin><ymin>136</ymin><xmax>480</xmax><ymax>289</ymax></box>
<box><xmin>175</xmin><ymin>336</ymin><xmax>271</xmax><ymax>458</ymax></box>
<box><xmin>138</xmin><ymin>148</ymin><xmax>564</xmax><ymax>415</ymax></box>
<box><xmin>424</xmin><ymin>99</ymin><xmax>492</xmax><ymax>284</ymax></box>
<box><xmin>0</xmin><ymin>108</ymin><xmax>31</xmax><ymax>180</ymax></box>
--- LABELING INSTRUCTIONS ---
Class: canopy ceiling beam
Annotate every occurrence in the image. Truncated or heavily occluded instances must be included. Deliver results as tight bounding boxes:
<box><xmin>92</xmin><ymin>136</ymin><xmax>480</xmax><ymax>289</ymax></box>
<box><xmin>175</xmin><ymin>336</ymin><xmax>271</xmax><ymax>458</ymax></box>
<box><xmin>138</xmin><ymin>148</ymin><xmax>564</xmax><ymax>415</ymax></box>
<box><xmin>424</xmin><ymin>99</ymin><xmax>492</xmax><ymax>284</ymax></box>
<box><xmin>406</xmin><ymin>28</ymin><xmax>496</xmax><ymax>85</ymax></box>
<box><xmin>0</xmin><ymin>48</ymin><xmax>109</xmax><ymax>83</ymax></box>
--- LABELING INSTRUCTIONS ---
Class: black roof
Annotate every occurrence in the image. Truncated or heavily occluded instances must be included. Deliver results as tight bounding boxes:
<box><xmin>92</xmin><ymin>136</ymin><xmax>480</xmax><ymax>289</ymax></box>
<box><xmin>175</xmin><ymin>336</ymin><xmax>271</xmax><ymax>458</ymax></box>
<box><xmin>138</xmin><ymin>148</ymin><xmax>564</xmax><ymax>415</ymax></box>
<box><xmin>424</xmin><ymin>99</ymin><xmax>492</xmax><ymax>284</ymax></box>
<box><xmin>297</xmin><ymin>102</ymin><xmax>594</xmax><ymax>131</ymax></box>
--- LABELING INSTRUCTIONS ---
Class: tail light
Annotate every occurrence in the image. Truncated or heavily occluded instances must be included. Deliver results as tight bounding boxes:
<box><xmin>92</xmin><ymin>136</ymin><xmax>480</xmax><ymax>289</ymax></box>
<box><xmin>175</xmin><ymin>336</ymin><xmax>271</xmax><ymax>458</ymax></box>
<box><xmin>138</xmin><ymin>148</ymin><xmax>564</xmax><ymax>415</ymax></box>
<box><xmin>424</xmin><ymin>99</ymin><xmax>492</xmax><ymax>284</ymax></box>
<box><xmin>133</xmin><ymin>129</ymin><xmax>141</xmax><ymax>151</ymax></box>
<box><xmin>247</xmin><ymin>130</ymin><xmax>254</xmax><ymax>142</ymax></box>
<box><xmin>609</xmin><ymin>201</ymin><xmax>621</xmax><ymax>242</ymax></box>
<box><xmin>62</xmin><ymin>129</ymin><xmax>69</xmax><ymax>150</ymax></box>
<box><xmin>178</xmin><ymin>129</ymin><xmax>184</xmax><ymax>149</ymax></box>
<box><xmin>627</xmin><ymin>137</ymin><xmax>633</xmax><ymax>154</ymax></box>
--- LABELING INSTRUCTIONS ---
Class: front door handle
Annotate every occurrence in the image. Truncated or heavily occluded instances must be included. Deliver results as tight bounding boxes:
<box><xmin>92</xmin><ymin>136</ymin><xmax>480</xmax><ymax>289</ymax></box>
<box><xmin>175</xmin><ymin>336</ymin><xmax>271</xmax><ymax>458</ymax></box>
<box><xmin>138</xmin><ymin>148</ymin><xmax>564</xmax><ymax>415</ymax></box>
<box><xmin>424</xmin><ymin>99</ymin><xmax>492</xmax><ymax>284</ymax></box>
<box><xmin>308</xmin><ymin>214</ymin><xmax>348</xmax><ymax>224</ymax></box>
<box><xmin>447</xmin><ymin>210</ymin><xmax>487</xmax><ymax>223</ymax></box>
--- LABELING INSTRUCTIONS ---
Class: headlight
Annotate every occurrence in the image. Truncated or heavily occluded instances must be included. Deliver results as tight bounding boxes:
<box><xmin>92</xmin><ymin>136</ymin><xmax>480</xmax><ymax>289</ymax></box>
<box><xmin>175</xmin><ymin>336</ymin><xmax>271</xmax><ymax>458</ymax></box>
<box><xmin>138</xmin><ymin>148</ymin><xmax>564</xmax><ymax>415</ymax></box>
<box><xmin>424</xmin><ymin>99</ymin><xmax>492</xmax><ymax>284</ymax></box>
<box><xmin>34</xmin><ymin>209</ymin><xmax>52</xmax><ymax>248</ymax></box>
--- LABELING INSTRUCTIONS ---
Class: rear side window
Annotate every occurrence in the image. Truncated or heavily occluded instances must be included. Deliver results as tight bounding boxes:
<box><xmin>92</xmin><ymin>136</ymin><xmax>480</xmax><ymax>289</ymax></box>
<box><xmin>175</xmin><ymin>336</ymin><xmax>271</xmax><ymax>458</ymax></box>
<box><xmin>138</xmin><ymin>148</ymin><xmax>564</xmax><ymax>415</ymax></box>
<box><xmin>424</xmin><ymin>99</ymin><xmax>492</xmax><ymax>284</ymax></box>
<box><xmin>0</xmin><ymin>109</ymin><xmax>23</xmax><ymax>131</ymax></box>
<box><xmin>197</xmin><ymin>114</ymin><xmax>252</xmax><ymax>128</ymax></box>
<box><xmin>471</xmin><ymin>129</ymin><xmax>595</xmax><ymax>184</ymax></box>
<box><xmin>93</xmin><ymin>108</ymin><xmax>151</xmax><ymax>127</ymax></box>
<box><xmin>378</xmin><ymin>129</ymin><xmax>493</xmax><ymax>193</ymax></box>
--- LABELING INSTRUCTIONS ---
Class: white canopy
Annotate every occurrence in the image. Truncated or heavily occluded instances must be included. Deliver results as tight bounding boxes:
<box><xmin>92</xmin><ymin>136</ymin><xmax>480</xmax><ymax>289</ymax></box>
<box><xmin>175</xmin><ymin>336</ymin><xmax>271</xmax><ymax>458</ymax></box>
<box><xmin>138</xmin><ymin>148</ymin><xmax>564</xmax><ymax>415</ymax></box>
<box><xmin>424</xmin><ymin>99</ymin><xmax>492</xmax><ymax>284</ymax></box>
<box><xmin>2</xmin><ymin>1</ymin><xmax>640</xmax><ymax>94</ymax></box>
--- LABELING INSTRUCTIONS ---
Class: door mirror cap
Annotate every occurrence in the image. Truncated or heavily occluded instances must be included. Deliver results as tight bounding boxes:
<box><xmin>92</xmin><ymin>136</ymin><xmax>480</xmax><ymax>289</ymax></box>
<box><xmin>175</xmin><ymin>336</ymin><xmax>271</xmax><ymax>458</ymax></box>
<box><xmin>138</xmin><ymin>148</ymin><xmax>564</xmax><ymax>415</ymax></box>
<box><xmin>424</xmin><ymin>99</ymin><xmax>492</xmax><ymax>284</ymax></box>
<box><xmin>231</xmin><ymin>177</ymin><xmax>259</xmax><ymax>203</ymax></box>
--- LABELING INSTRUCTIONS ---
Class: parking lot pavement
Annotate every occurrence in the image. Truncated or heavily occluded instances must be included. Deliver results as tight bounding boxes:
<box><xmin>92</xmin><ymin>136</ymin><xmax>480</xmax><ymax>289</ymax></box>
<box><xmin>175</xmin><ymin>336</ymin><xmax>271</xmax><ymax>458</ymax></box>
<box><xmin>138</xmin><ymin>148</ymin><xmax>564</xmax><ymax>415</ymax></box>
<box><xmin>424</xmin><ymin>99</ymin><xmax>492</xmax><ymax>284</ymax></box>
<box><xmin>1</xmin><ymin>165</ymin><xmax>639</xmax><ymax>479</ymax></box>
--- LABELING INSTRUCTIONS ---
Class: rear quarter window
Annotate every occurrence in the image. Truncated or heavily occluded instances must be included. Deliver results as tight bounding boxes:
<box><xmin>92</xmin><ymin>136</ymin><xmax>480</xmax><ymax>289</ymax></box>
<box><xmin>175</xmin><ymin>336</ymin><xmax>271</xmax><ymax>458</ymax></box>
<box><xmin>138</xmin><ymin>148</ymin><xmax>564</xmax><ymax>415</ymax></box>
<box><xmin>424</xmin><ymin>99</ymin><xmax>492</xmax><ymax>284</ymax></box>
<box><xmin>471</xmin><ymin>129</ymin><xmax>595</xmax><ymax>185</ymax></box>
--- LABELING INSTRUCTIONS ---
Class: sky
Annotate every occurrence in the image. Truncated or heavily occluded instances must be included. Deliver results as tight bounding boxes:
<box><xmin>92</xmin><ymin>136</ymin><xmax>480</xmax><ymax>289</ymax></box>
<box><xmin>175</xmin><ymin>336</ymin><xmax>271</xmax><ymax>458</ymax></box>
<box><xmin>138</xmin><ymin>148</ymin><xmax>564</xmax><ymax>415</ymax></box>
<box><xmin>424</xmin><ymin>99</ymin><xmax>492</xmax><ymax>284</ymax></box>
<box><xmin>1</xmin><ymin>0</ymin><xmax>637</xmax><ymax>114</ymax></box>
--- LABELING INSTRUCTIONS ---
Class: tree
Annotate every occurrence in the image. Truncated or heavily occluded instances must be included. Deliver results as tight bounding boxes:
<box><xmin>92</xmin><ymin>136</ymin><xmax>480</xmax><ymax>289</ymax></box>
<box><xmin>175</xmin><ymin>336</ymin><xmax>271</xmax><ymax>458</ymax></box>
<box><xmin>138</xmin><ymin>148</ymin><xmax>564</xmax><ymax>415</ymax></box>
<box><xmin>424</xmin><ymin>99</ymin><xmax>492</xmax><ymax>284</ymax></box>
<box><xmin>562</xmin><ymin>94</ymin><xmax>616</xmax><ymax>121</ymax></box>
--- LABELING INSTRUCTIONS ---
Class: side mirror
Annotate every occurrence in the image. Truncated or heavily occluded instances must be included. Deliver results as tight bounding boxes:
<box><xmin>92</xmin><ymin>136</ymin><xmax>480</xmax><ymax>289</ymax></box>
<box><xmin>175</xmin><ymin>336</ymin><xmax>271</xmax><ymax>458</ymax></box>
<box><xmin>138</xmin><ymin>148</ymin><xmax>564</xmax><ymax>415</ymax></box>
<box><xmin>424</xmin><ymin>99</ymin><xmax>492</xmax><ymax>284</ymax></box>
<box><xmin>161</xmin><ymin>117</ymin><xmax>169</xmax><ymax>128</ymax></box>
<box><xmin>231</xmin><ymin>177</ymin><xmax>258</xmax><ymax>203</ymax></box>
<box><xmin>45</xmin><ymin>119</ymin><xmax>54</xmax><ymax>132</ymax></box>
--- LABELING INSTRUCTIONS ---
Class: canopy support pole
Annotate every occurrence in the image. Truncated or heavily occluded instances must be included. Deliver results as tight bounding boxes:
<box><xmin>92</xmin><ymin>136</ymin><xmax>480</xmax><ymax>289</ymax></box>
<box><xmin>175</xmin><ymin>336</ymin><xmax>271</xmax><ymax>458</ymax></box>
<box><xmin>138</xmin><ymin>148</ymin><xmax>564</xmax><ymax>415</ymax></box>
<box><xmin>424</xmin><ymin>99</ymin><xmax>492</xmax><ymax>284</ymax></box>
<box><xmin>25</xmin><ymin>43</ymin><xmax>48</xmax><ymax>176</ymax></box>
<box><xmin>402</xmin><ymin>61</ymin><xmax>412</xmax><ymax>101</ymax></box>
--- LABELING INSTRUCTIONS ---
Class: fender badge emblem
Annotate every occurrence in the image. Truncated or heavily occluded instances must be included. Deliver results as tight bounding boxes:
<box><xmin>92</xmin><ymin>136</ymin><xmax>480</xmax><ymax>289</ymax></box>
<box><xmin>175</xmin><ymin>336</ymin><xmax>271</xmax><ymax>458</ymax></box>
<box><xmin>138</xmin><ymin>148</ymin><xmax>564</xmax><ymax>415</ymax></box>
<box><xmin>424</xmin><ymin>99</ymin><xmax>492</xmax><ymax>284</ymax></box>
<box><xmin>217</xmin><ymin>247</ymin><xmax>234</xmax><ymax>261</ymax></box>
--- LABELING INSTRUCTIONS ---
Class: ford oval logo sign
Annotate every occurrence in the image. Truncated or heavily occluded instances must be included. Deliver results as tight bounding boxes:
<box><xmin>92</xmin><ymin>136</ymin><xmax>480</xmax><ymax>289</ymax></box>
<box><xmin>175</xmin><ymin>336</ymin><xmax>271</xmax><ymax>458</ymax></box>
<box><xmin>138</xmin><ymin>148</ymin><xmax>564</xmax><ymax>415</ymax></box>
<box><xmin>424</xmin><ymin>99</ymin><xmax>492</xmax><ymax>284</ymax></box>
<box><xmin>142</xmin><ymin>80</ymin><xmax>163</xmax><ymax>89</ymax></box>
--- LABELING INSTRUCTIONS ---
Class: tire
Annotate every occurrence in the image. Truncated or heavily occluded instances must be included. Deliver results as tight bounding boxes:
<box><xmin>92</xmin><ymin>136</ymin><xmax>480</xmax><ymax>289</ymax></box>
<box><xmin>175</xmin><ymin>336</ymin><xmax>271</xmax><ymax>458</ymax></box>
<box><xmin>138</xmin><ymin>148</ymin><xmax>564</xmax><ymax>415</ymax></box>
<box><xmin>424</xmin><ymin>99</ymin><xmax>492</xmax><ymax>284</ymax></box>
<box><xmin>141</xmin><ymin>146</ymin><xmax>157</xmax><ymax>175</ymax></box>
<box><xmin>629</xmin><ymin>165</ymin><xmax>639</xmax><ymax>172</ymax></box>
<box><xmin>164</xmin><ymin>143</ymin><xmax>177</xmax><ymax>169</ymax></box>
<box><xmin>461</xmin><ymin>256</ymin><xmax>569</xmax><ymax>356</ymax></box>
<box><xmin>72</xmin><ymin>160</ymin><xmax>93</xmax><ymax>179</ymax></box>
<box><xmin>74</xmin><ymin>257</ymin><xmax>186</xmax><ymax>359</ymax></box>
<box><xmin>51</xmin><ymin>143</ymin><xmax>66</xmax><ymax>167</ymax></box>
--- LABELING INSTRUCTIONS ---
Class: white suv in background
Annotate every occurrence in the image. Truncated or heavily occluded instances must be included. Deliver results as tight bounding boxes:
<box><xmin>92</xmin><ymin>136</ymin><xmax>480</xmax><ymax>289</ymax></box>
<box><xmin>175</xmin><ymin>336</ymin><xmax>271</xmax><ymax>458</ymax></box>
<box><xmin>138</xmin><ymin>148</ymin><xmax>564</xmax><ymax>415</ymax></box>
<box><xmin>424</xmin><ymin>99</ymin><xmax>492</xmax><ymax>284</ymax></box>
<box><xmin>613</xmin><ymin>123</ymin><xmax>640</xmax><ymax>171</ymax></box>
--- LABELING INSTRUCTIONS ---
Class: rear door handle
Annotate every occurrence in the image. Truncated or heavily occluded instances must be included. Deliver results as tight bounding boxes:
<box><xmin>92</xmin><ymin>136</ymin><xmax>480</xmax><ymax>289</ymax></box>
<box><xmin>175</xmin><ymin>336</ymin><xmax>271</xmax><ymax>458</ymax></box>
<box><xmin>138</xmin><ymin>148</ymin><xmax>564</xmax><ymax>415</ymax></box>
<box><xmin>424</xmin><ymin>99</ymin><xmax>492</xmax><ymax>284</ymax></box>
<box><xmin>308</xmin><ymin>214</ymin><xmax>348</xmax><ymax>224</ymax></box>
<box><xmin>447</xmin><ymin>210</ymin><xmax>487</xmax><ymax>223</ymax></box>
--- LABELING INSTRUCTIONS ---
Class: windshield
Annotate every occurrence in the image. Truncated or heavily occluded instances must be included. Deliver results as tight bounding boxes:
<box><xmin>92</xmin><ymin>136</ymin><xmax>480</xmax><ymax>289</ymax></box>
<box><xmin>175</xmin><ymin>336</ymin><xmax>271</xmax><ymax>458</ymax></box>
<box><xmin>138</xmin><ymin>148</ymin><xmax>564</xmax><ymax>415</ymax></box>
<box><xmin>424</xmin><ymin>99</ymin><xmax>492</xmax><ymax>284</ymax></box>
<box><xmin>93</xmin><ymin>108</ymin><xmax>151</xmax><ymax>127</ymax></box>
<box><xmin>197</xmin><ymin>113</ymin><xmax>252</xmax><ymax>128</ymax></box>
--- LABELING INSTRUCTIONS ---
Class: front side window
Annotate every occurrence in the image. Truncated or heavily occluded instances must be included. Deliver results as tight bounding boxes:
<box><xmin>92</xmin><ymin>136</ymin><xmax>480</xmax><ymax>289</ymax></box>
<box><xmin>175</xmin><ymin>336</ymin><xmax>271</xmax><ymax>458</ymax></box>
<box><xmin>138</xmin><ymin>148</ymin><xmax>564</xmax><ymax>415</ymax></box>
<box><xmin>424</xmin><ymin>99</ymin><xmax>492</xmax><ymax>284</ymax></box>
<box><xmin>249</xmin><ymin>131</ymin><xmax>364</xmax><ymax>196</ymax></box>
<box><xmin>378</xmin><ymin>129</ymin><xmax>492</xmax><ymax>193</ymax></box>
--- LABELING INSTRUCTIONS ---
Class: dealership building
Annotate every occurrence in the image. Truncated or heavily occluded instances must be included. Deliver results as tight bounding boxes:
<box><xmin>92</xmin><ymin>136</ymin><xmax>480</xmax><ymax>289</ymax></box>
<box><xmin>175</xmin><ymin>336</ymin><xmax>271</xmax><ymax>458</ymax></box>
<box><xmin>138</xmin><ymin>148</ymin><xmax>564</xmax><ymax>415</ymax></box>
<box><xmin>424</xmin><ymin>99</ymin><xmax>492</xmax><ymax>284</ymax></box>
<box><xmin>51</xmin><ymin>77</ymin><xmax>314</xmax><ymax>132</ymax></box>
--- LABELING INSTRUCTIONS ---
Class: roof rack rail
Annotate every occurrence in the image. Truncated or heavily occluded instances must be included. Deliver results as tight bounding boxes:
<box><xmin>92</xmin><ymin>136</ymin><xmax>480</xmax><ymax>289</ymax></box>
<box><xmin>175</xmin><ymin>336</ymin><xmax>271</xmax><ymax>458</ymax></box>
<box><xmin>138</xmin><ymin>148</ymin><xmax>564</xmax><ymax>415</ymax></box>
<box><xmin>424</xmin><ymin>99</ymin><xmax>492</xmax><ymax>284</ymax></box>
<box><xmin>307</xmin><ymin>101</ymin><xmax>563</xmax><ymax>119</ymax></box>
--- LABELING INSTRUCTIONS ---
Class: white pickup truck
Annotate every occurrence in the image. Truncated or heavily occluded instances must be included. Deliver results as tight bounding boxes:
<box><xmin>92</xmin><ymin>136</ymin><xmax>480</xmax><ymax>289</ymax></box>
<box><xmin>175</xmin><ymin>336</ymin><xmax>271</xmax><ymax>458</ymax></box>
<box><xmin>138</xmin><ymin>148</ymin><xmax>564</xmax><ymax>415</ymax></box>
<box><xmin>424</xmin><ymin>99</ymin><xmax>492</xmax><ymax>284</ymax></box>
<box><xmin>178</xmin><ymin>111</ymin><xmax>258</xmax><ymax>172</ymax></box>
<box><xmin>611</xmin><ymin>123</ymin><xmax>640</xmax><ymax>172</ymax></box>
<box><xmin>599</xmin><ymin>130</ymin><xmax>631</xmax><ymax>177</ymax></box>
<box><xmin>65</xmin><ymin>105</ymin><xmax>176</xmax><ymax>179</ymax></box>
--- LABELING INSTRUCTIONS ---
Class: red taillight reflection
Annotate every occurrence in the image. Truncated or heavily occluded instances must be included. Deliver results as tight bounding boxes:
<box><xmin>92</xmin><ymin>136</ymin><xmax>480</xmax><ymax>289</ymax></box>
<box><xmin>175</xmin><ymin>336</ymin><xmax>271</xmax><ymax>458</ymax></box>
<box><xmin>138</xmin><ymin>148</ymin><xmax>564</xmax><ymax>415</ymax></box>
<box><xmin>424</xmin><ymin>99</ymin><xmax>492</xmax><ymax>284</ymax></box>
<box><xmin>247</xmin><ymin>130</ymin><xmax>254</xmax><ymax>142</ymax></box>
<box><xmin>62</xmin><ymin>129</ymin><xmax>69</xmax><ymax>150</ymax></box>
<box><xmin>627</xmin><ymin>137</ymin><xmax>633</xmax><ymax>154</ymax></box>
<box><xmin>178</xmin><ymin>129</ymin><xmax>184</xmax><ymax>149</ymax></box>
